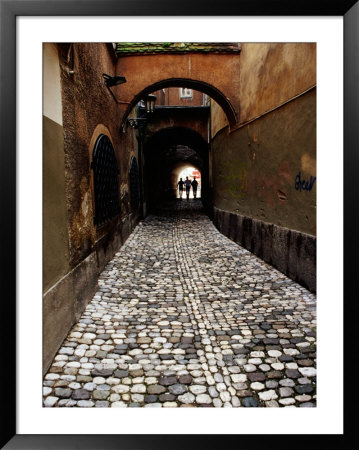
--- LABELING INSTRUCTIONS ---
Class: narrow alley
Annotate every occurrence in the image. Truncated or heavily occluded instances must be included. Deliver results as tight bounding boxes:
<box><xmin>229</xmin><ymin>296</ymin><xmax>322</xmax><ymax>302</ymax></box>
<box><xmin>43</xmin><ymin>200</ymin><xmax>316</xmax><ymax>408</ymax></box>
<box><xmin>42</xmin><ymin>42</ymin><xmax>317</xmax><ymax>410</ymax></box>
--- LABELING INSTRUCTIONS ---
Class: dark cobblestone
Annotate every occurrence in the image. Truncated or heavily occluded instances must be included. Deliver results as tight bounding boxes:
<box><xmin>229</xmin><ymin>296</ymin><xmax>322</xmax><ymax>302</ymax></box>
<box><xmin>43</xmin><ymin>200</ymin><xmax>316</xmax><ymax>408</ymax></box>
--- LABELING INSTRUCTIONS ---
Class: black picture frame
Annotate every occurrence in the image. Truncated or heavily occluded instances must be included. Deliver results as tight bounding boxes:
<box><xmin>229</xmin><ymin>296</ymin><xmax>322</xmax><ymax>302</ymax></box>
<box><xmin>1</xmin><ymin>0</ymin><xmax>357</xmax><ymax>448</ymax></box>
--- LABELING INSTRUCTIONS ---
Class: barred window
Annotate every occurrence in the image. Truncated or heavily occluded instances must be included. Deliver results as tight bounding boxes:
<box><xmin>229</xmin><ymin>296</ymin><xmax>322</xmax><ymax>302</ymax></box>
<box><xmin>129</xmin><ymin>156</ymin><xmax>140</xmax><ymax>208</ymax></box>
<box><xmin>91</xmin><ymin>134</ymin><xmax>120</xmax><ymax>227</ymax></box>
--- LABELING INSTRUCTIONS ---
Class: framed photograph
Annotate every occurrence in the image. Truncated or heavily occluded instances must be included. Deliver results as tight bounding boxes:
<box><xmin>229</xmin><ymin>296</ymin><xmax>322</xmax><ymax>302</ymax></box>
<box><xmin>1</xmin><ymin>0</ymin><xmax>357</xmax><ymax>448</ymax></box>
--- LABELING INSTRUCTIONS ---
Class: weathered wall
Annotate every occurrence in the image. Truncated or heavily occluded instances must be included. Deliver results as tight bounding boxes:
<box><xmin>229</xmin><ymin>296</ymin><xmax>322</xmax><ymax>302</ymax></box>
<box><xmin>43</xmin><ymin>43</ymin><xmax>141</xmax><ymax>373</ymax></box>
<box><xmin>237</xmin><ymin>43</ymin><xmax>316</xmax><ymax>125</ymax></box>
<box><xmin>43</xmin><ymin>116</ymin><xmax>70</xmax><ymax>291</ymax></box>
<box><xmin>59</xmin><ymin>43</ymin><xmax>118</xmax><ymax>267</ymax></box>
<box><xmin>212</xmin><ymin>89</ymin><xmax>316</xmax><ymax>235</ymax></box>
<box><xmin>58</xmin><ymin>42</ymin><xmax>140</xmax><ymax>272</ymax></box>
<box><xmin>115</xmin><ymin>52</ymin><xmax>241</xmax><ymax>127</ymax></box>
<box><xmin>211</xmin><ymin>99</ymin><xmax>229</xmax><ymax>137</ymax></box>
<box><xmin>210</xmin><ymin>43</ymin><xmax>316</xmax><ymax>290</ymax></box>
<box><xmin>213</xmin><ymin>208</ymin><xmax>316</xmax><ymax>292</ymax></box>
<box><xmin>43</xmin><ymin>44</ymin><xmax>70</xmax><ymax>292</ymax></box>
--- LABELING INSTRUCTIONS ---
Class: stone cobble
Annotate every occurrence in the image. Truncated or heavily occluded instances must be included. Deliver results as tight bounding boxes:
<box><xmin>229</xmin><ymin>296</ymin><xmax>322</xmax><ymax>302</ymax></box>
<box><xmin>43</xmin><ymin>200</ymin><xmax>316</xmax><ymax>408</ymax></box>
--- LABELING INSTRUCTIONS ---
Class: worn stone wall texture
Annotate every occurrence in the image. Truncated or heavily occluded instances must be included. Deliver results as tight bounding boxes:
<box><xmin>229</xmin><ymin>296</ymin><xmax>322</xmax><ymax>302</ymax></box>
<box><xmin>43</xmin><ymin>253</ymin><xmax>99</xmax><ymax>371</ymax></box>
<box><xmin>213</xmin><ymin>207</ymin><xmax>316</xmax><ymax>293</ymax></box>
<box><xmin>212</xmin><ymin>88</ymin><xmax>316</xmax><ymax>236</ymax></box>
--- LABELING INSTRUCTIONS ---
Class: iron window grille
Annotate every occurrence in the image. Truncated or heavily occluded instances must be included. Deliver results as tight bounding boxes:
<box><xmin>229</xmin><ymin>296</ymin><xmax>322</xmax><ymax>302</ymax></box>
<box><xmin>129</xmin><ymin>156</ymin><xmax>140</xmax><ymax>208</ymax></box>
<box><xmin>91</xmin><ymin>134</ymin><xmax>120</xmax><ymax>227</ymax></box>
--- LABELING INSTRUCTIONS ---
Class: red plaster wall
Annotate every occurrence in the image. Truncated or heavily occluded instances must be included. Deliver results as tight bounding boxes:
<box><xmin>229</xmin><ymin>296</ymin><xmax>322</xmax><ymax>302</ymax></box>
<box><xmin>115</xmin><ymin>53</ymin><xmax>240</xmax><ymax>126</ymax></box>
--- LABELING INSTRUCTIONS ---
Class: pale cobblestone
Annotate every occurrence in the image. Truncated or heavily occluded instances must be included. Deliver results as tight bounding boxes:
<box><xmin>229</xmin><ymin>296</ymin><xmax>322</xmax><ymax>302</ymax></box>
<box><xmin>43</xmin><ymin>200</ymin><xmax>316</xmax><ymax>407</ymax></box>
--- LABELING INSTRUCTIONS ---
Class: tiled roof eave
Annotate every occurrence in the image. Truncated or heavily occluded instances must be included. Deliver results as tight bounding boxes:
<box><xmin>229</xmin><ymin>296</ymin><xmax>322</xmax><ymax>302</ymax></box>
<box><xmin>116</xmin><ymin>42</ymin><xmax>241</xmax><ymax>56</ymax></box>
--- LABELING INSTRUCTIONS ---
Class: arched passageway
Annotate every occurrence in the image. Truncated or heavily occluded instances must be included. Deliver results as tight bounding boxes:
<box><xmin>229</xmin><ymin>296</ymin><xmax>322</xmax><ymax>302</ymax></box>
<box><xmin>120</xmin><ymin>78</ymin><xmax>236</xmax><ymax>129</ymax></box>
<box><xmin>143</xmin><ymin>127</ymin><xmax>209</xmax><ymax>211</ymax></box>
<box><xmin>42</xmin><ymin>43</ymin><xmax>317</xmax><ymax>385</ymax></box>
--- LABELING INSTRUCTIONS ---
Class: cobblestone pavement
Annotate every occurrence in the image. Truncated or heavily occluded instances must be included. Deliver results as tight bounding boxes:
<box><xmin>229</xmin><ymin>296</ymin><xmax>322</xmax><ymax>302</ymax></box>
<box><xmin>43</xmin><ymin>200</ymin><xmax>316</xmax><ymax>408</ymax></box>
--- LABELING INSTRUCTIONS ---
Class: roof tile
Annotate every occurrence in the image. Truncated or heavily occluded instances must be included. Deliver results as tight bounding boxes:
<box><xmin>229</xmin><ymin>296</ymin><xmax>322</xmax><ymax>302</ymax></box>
<box><xmin>116</xmin><ymin>42</ymin><xmax>241</xmax><ymax>55</ymax></box>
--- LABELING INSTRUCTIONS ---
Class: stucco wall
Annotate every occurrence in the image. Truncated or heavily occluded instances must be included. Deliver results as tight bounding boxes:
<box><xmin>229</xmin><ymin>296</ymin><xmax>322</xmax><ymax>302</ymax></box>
<box><xmin>210</xmin><ymin>99</ymin><xmax>229</xmax><ymax>137</ymax></box>
<box><xmin>212</xmin><ymin>88</ymin><xmax>316</xmax><ymax>236</ymax></box>
<box><xmin>43</xmin><ymin>44</ymin><xmax>70</xmax><ymax>292</ymax></box>
<box><xmin>211</xmin><ymin>91</ymin><xmax>317</xmax><ymax>291</ymax></box>
<box><xmin>237</xmin><ymin>43</ymin><xmax>316</xmax><ymax>125</ymax></box>
<box><xmin>43</xmin><ymin>116</ymin><xmax>70</xmax><ymax>291</ymax></box>
<box><xmin>115</xmin><ymin>52</ymin><xmax>241</xmax><ymax>127</ymax></box>
<box><xmin>210</xmin><ymin>43</ymin><xmax>316</xmax><ymax>290</ymax></box>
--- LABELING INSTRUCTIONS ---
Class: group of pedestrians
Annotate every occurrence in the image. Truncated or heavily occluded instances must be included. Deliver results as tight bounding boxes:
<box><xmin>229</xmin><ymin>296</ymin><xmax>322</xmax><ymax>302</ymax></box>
<box><xmin>178</xmin><ymin>176</ymin><xmax>199</xmax><ymax>199</ymax></box>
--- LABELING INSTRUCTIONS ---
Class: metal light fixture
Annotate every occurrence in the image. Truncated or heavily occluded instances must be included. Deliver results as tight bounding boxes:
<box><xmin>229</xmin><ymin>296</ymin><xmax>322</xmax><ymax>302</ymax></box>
<box><xmin>127</xmin><ymin>118</ymin><xmax>148</xmax><ymax>129</ymax></box>
<box><xmin>103</xmin><ymin>73</ymin><xmax>126</xmax><ymax>87</ymax></box>
<box><xmin>103</xmin><ymin>73</ymin><xmax>127</xmax><ymax>104</ymax></box>
<box><xmin>127</xmin><ymin>94</ymin><xmax>157</xmax><ymax>129</ymax></box>
<box><xmin>145</xmin><ymin>94</ymin><xmax>157</xmax><ymax>114</ymax></box>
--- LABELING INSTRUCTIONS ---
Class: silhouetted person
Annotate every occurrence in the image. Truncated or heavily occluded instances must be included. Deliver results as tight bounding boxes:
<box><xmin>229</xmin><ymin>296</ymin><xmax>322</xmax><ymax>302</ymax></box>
<box><xmin>191</xmin><ymin>177</ymin><xmax>198</xmax><ymax>199</ymax></box>
<box><xmin>177</xmin><ymin>178</ymin><xmax>184</xmax><ymax>198</ymax></box>
<box><xmin>184</xmin><ymin>177</ymin><xmax>191</xmax><ymax>199</ymax></box>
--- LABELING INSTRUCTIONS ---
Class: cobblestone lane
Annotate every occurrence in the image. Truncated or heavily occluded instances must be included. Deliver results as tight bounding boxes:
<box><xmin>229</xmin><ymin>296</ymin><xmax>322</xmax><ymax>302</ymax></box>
<box><xmin>43</xmin><ymin>200</ymin><xmax>317</xmax><ymax>408</ymax></box>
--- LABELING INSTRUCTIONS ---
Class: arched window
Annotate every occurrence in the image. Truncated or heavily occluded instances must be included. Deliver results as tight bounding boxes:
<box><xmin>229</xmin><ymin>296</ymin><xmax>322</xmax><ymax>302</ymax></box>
<box><xmin>91</xmin><ymin>134</ymin><xmax>120</xmax><ymax>226</ymax></box>
<box><xmin>129</xmin><ymin>156</ymin><xmax>140</xmax><ymax>208</ymax></box>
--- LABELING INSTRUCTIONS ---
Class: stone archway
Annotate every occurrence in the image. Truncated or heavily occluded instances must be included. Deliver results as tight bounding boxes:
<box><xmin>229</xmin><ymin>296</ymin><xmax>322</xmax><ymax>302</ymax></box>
<box><xmin>143</xmin><ymin>127</ymin><xmax>208</xmax><ymax>210</ymax></box>
<box><xmin>115</xmin><ymin>43</ymin><xmax>242</xmax><ymax>128</ymax></box>
<box><xmin>120</xmin><ymin>78</ymin><xmax>237</xmax><ymax>129</ymax></box>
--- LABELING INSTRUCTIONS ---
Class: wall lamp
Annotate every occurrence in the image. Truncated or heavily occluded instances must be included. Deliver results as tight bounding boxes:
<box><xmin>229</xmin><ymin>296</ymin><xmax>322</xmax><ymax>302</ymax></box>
<box><xmin>127</xmin><ymin>118</ymin><xmax>147</xmax><ymax>129</ymax></box>
<box><xmin>103</xmin><ymin>73</ymin><xmax>126</xmax><ymax>87</ymax></box>
<box><xmin>103</xmin><ymin>73</ymin><xmax>126</xmax><ymax>104</ymax></box>
<box><xmin>144</xmin><ymin>94</ymin><xmax>157</xmax><ymax>114</ymax></box>
<box><xmin>127</xmin><ymin>94</ymin><xmax>157</xmax><ymax>130</ymax></box>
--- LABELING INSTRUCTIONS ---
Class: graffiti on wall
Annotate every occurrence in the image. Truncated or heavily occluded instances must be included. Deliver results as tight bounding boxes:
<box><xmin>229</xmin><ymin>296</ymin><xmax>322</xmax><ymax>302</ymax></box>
<box><xmin>219</xmin><ymin>160</ymin><xmax>247</xmax><ymax>199</ymax></box>
<box><xmin>294</xmin><ymin>172</ymin><xmax>316</xmax><ymax>192</ymax></box>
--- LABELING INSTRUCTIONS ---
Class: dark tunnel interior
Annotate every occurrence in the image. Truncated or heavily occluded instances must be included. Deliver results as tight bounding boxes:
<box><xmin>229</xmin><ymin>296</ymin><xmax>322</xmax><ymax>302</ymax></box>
<box><xmin>143</xmin><ymin>127</ymin><xmax>210</xmax><ymax>212</ymax></box>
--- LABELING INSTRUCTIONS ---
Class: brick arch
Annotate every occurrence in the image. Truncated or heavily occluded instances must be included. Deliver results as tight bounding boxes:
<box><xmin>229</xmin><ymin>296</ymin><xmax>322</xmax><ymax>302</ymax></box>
<box><xmin>120</xmin><ymin>78</ymin><xmax>237</xmax><ymax>128</ymax></box>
